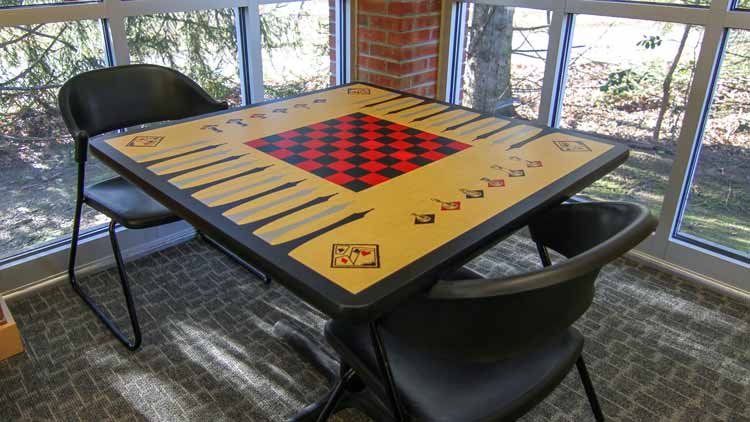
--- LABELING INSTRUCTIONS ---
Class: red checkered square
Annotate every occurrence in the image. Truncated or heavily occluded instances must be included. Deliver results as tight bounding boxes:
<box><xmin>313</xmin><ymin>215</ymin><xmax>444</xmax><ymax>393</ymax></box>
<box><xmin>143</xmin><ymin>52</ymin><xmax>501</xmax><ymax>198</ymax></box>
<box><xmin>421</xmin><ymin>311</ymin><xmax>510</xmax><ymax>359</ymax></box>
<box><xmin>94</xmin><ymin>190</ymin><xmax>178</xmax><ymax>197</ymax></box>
<box><xmin>244</xmin><ymin>112</ymin><xmax>471</xmax><ymax>192</ymax></box>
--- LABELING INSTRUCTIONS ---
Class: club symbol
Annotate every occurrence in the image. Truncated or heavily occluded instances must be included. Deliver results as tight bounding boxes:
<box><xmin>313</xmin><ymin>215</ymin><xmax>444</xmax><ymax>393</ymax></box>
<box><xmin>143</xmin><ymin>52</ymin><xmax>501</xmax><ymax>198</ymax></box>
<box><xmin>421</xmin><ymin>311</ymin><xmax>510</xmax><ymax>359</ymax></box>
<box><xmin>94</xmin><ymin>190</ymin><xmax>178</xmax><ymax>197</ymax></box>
<box><xmin>509</xmin><ymin>156</ymin><xmax>543</xmax><ymax>168</ymax></box>
<box><xmin>432</xmin><ymin>198</ymin><xmax>461</xmax><ymax>211</ymax></box>
<box><xmin>201</xmin><ymin>124</ymin><xmax>222</xmax><ymax>133</ymax></box>
<box><xmin>412</xmin><ymin>213</ymin><xmax>436</xmax><ymax>224</ymax></box>
<box><xmin>460</xmin><ymin>188</ymin><xmax>484</xmax><ymax>199</ymax></box>
<box><xmin>226</xmin><ymin>118</ymin><xmax>247</xmax><ymax>127</ymax></box>
<box><xmin>491</xmin><ymin>165</ymin><xmax>525</xmax><ymax>177</ymax></box>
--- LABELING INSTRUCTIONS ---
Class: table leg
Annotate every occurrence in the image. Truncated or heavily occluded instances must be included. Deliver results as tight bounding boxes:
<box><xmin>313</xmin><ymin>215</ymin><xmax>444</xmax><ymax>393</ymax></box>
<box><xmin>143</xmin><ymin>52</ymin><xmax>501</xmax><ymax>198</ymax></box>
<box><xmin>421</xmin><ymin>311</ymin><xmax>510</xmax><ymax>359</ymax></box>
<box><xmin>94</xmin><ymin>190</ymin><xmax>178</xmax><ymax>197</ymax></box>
<box><xmin>273</xmin><ymin>321</ymin><xmax>393</xmax><ymax>421</ymax></box>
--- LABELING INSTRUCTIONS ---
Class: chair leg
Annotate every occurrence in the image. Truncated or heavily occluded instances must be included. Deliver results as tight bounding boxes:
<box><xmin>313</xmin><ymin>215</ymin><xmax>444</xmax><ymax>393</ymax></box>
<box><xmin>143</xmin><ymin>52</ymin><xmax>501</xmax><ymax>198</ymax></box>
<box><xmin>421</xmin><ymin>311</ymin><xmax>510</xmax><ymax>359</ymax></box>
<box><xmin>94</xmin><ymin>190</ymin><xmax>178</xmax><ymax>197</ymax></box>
<box><xmin>199</xmin><ymin>231</ymin><xmax>272</xmax><ymax>284</ymax></box>
<box><xmin>69</xmin><ymin>216</ymin><xmax>142</xmax><ymax>351</ymax></box>
<box><xmin>534</xmin><ymin>240</ymin><xmax>553</xmax><ymax>267</ymax></box>
<box><xmin>316</xmin><ymin>369</ymin><xmax>355</xmax><ymax>422</ymax></box>
<box><xmin>576</xmin><ymin>356</ymin><xmax>605</xmax><ymax>422</ymax></box>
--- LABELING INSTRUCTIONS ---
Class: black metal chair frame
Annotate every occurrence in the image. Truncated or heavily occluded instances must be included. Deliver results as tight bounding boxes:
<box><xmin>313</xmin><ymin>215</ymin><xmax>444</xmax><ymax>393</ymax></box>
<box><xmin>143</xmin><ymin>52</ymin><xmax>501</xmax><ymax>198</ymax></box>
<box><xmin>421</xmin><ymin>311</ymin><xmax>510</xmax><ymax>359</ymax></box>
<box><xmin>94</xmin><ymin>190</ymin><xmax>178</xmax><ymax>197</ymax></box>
<box><xmin>307</xmin><ymin>201</ymin><xmax>657</xmax><ymax>422</ymax></box>
<box><xmin>60</xmin><ymin>65</ymin><xmax>269</xmax><ymax>351</ymax></box>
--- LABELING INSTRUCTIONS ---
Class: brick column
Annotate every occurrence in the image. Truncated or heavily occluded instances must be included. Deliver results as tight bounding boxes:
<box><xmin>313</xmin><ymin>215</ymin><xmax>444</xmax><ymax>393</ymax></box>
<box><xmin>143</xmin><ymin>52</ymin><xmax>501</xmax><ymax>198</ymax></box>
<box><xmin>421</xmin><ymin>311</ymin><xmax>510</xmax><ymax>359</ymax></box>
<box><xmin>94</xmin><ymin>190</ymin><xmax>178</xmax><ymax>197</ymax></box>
<box><xmin>356</xmin><ymin>0</ymin><xmax>442</xmax><ymax>98</ymax></box>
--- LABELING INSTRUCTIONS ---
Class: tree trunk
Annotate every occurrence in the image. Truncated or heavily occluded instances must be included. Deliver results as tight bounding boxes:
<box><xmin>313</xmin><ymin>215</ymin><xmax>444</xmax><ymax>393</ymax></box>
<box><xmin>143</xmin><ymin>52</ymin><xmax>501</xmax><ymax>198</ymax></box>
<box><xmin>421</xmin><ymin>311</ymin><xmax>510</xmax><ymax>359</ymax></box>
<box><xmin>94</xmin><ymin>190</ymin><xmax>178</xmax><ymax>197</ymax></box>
<box><xmin>653</xmin><ymin>25</ymin><xmax>691</xmax><ymax>143</ymax></box>
<box><xmin>463</xmin><ymin>5</ymin><xmax>515</xmax><ymax>116</ymax></box>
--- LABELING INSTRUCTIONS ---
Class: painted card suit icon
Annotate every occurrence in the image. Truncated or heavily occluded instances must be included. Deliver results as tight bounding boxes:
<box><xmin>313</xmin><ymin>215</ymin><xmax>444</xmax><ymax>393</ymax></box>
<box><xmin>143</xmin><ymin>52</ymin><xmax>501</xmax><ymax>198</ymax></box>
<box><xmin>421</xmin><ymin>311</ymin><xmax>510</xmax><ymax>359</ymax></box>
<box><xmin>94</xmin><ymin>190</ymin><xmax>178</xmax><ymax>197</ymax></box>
<box><xmin>431</xmin><ymin>198</ymin><xmax>461</xmax><ymax>211</ymax></box>
<box><xmin>526</xmin><ymin>160</ymin><xmax>543</xmax><ymax>168</ymax></box>
<box><xmin>412</xmin><ymin>213</ymin><xmax>436</xmax><ymax>225</ymax></box>
<box><xmin>347</xmin><ymin>87</ymin><xmax>371</xmax><ymax>95</ymax></box>
<box><xmin>460</xmin><ymin>189</ymin><xmax>484</xmax><ymax>199</ymax></box>
<box><xmin>331</xmin><ymin>244</ymin><xmax>380</xmax><ymax>268</ymax></box>
<box><xmin>508</xmin><ymin>169</ymin><xmax>525</xmax><ymax>177</ymax></box>
<box><xmin>482</xmin><ymin>178</ymin><xmax>505</xmax><ymax>188</ymax></box>
<box><xmin>127</xmin><ymin>136</ymin><xmax>164</xmax><ymax>147</ymax></box>
<box><xmin>553</xmin><ymin>140</ymin><xmax>591</xmax><ymax>152</ymax></box>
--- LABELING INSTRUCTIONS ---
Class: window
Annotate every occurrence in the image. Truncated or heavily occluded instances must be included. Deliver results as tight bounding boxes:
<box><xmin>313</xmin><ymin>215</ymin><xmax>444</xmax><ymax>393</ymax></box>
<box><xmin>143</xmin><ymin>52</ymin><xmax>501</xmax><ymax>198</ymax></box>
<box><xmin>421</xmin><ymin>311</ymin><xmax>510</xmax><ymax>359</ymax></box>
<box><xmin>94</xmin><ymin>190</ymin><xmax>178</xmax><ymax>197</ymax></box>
<box><xmin>0</xmin><ymin>0</ymin><xmax>98</xmax><ymax>8</ymax></box>
<box><xmin>559</xmin><ymin>15</ymin><xmax>703</xmax><ymax>216</ymax></box>
<box><xmin>259</xmin><ymin>0</ymin><xmax>334</xmax><ymax>99</ymax></box>
<box><xmin>675</xmin><ymin>29</ymin><xmax>750</xmax><ymax>259</ymax></box>
<box><xmin>125</xmin><ymin>9</ymin><xmax>242</xmax><ymax>106</ymax></box>
<box><xmin>453</xmin><ymin>4</ymin><xmax>550</xmax><ymax>121</ymax></box>
<box><xmin>0</xmin><ymin>20</ymin><xmax>109</xmax><ymax>260</ymax></box>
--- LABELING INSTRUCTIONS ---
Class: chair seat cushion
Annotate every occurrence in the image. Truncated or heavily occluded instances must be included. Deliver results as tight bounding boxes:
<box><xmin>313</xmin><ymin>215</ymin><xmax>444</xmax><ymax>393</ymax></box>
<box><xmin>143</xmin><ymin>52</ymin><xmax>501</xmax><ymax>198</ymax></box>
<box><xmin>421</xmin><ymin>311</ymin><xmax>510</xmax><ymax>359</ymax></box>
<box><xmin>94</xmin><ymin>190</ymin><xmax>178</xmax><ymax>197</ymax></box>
<box><xmin>84</xmin><ymin>177</ymin><xmax>179</xmax><ymax>229</ymax></box>
<box><xmin>325</xmin><ymin>321</ymin><xmax>583</xmax><ymax>422</ymax></box>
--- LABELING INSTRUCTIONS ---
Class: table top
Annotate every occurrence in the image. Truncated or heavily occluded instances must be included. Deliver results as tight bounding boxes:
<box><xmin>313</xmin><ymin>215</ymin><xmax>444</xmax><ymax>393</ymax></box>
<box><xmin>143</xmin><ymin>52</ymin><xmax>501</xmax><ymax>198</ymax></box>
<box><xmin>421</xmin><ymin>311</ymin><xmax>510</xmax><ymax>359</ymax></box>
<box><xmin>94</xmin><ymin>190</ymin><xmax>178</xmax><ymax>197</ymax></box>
<box><xmin>90</xmin><ymin>82</ymin><xmax>628</xmax><ymax>320</ymax></box>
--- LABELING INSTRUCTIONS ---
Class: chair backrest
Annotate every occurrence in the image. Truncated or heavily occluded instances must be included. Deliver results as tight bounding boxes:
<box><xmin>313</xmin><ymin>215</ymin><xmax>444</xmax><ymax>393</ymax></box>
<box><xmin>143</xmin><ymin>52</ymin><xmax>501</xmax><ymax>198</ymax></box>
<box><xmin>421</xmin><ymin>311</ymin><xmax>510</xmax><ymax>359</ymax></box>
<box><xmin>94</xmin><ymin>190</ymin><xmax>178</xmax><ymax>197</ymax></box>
<box><xmin>382</xmin><ymin>202</ymin><xmax>657</xmax><ymax>362</ymax></box>
<box><xmin>58</xmin><ymin>64</ymin><xmax>227</xmax><ymax>142</ymax></box>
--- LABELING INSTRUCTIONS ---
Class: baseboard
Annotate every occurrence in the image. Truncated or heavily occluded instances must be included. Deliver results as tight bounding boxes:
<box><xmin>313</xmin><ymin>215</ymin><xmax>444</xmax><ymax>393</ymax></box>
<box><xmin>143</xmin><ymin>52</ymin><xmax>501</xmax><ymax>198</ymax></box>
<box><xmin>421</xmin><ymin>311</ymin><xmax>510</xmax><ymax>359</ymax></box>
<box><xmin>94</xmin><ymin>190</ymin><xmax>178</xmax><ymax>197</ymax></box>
<box><xmin>627</xmin><ymin>249</ymin><xmax>750</xmax><ymax>304</ymax></box>
<box><xmin>4</xmin><ymin>225</ymin><xmax>196</xmax><ymax>302</ymax></box>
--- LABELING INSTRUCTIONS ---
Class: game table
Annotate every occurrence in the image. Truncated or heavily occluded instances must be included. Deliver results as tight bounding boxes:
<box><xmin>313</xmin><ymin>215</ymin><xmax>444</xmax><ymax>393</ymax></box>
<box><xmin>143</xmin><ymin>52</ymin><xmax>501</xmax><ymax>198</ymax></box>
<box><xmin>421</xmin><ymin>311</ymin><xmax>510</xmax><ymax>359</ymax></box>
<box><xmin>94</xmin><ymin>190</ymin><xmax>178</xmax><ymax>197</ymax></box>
<box><xmin>90</xmin><ymin>82</ymin><xmax>628</xmax><ymax>419</ymax></box>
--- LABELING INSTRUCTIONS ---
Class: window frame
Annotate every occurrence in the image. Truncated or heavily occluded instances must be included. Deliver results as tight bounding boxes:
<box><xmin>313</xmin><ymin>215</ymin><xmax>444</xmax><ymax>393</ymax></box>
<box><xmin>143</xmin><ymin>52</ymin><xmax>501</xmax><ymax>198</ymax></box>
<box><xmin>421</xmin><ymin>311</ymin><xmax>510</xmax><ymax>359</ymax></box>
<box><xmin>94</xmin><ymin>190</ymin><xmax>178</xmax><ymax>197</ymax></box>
<box><xmin>0</xmin><ymin>0</ymin><xmax>352</xmax><ymax>290</ymax></box>
<box><xmin>442</xmin><ymin>0</ymin><xmax>750</xmax><ymax>292</ymax></box>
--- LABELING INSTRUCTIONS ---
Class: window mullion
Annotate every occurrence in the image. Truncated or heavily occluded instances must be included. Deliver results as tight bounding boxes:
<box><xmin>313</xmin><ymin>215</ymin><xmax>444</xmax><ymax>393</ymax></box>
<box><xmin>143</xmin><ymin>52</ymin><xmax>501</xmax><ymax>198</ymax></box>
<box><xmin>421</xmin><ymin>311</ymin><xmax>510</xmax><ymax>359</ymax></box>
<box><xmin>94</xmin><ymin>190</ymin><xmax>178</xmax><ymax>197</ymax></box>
<box><xmin>537</xmin><ymin>11</ymin><xmax>573</xmax><ymax>126</ymax></box>
<box><xmin>240</xmin><ymin>0</ymin><xmax>265</xmax><ymax>103</ymax></box>
<box><xmin>651</xmin><ymin>0</ymin><xmax>732</xmax><ymax>257</ymax></box>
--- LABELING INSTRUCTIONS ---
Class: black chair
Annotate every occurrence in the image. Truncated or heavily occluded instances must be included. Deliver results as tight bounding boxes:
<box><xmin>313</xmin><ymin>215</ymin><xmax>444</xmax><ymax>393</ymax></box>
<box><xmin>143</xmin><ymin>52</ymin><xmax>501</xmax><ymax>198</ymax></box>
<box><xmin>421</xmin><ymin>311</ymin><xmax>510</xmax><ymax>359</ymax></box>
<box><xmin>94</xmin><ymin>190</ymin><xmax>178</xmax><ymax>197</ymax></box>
<box><xmin>58</xmin><ymin>64</ymin><xmax>229</xmax><ymax>351</ymax></box>
<box><xmin>314</xmin><ymin>201</ymin><xmax>657</xmax><ymax>421</ymax></box>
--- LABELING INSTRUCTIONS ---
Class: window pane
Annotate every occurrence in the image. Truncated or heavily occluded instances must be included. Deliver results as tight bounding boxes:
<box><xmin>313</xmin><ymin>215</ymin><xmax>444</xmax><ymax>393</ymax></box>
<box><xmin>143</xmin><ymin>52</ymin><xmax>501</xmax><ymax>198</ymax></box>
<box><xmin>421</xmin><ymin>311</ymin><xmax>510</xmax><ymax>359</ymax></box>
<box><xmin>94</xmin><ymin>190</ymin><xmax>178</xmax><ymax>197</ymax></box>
<box><xmin>125</xmin><ymin>9</ymin><xmax>241</xmax><ymax>106</ymax></box>
<box><xmin>260</xmin><ymin>0</ymin><xmax>334</xmax><ymax>99</ymax></box>
<box><xmin>676</xmin><ymin>29</ymin><xmax>750</xmax><ymax>257</ymax></box>
<box><xmin>560</xmin><ymin>16</ymin><xmax>703</xmax><ymax>215</ymax></box>
<box><xmin>0</xmin><ymin>0</ymin><xmax>98</xmax><ymax>7</ymax></box>
<box><xmin>594</xmin><ymin>0</ymin><xmax>709</xmax><ymax>5</ymax></box>
<box><xmin>0</xmin><ymin>21</ymin><xmax>109</xmax><ymax>260</ymax></box>
<box><xmin>458</xmin><ymin>4</ymin><xmax>550</xmax><ymax>121</ymax></box>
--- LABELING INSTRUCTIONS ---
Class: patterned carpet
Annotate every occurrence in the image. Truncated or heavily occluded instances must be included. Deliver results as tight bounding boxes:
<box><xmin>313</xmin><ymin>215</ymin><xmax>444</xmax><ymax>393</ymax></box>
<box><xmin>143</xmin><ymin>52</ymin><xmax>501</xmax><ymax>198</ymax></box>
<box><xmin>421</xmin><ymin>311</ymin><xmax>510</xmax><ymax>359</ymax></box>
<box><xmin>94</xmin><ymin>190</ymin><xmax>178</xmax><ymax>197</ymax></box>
<box><xmin>1</xmin><ymin>233</ymin><xmax>749</xmax><ymax>422</ymax></box>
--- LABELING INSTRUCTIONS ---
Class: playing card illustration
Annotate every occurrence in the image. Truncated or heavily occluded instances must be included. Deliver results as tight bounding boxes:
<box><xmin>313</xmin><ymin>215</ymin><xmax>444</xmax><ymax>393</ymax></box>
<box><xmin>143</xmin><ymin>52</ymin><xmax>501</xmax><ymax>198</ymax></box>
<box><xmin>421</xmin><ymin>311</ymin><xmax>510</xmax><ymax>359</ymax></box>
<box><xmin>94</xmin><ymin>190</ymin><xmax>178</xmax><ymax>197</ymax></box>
<box><xmin>460</xmin><ymin>189</ymin><xmax>484</xmax><ymax>199</ymax></box>
<box><xmin>313</xmin><ymin>98</ymin><xmax>327</xmax><ymax>103</ymax></box>
<box><xmin>127</xmin><ymin>136</ymin><xmax>164</xmax><ymax>147</ymax></box>
<box><xmin>251</xmin><ymin>113</ymin><xmax>267</xmax><ymax>119</ymax></box>
<box><xmin>554</xmin><ymin>140</ymin><xmax>591</xmax><ymax>152</ymax></box>
<box><xmin>412</xmin><ymin>213</ymin><xmax>436</xmax><ymax>225</ymax></box>
<box><xmin>432</xmin><ymin>198</ymin><xmax>461</xmax><ymax>211</ymax></box>
<box><xmin>481</xmin><ymin>177</ymin><xmax>505</xmax><ymax>188</ymax></box>
<box><xmin>273</xmin><ymin>108</ymin><xmax>288</xmax><ymax>114</ymax></box>
<box><xmin>294</xmin><ymin>104</ymin><xmax>310</xmax><ymax>109</ymax></box>
<box><xmin>331</xmin><ymin>244</ymin><xmax>380</xmax><ymax>268</ymax></box>
<box><xmin>348</xmin><ymin>87</ymin><xmax>371</xmax><ymax>95</ymax></box>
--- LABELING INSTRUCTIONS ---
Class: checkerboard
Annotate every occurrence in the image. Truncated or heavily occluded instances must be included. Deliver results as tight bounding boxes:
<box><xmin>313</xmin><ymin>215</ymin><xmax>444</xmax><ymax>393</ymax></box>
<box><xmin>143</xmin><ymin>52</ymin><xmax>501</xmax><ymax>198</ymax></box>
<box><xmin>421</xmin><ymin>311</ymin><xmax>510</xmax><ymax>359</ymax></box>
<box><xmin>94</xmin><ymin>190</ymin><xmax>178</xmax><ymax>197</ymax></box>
<box><xmin>244</xmin><ymin>112</ymin><xmax>471</xmax><ymax>192</ymax></box>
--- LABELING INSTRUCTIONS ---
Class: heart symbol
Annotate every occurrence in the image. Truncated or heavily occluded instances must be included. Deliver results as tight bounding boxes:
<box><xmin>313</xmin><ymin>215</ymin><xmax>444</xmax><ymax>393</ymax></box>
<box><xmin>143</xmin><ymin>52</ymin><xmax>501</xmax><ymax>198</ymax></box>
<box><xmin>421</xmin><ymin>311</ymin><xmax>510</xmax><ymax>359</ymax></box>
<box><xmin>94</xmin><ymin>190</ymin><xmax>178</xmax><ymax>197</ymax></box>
<box><xmin>341</xmin><ymin>258</ymin><xmax>348</xmax><ymax>263</ymax></box>
<box><xmin>361</xmin><ymin>251</ymin><xmax>371</xmax><ymax>256</ymax></box>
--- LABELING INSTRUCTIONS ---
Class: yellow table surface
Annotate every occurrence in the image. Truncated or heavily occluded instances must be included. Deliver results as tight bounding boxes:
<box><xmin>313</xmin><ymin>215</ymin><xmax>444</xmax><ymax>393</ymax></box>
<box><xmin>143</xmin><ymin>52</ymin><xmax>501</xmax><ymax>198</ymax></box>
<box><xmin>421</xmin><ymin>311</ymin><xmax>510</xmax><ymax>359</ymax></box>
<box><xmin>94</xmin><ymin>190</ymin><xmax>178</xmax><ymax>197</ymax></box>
<box><xmin>103</xmin><ymin>83</ymin><xmax>615</xmax><ymax>295</ymax></box>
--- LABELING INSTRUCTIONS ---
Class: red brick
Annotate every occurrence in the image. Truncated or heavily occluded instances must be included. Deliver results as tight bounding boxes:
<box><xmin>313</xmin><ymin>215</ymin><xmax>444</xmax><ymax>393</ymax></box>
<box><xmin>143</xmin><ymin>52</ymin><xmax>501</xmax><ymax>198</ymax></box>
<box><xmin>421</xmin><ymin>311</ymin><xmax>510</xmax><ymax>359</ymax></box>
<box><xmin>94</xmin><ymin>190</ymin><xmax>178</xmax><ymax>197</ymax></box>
<box><xmin>358</xmin><ymin>41</ymin><xmax>371</xmax><ymax>55</ymax></box>
<box><xmin>411</xmin><ymin>70</ymin><xmax>437</xmax><ymax>86</ymax></box>
<box><xmin>387</xmin><ymin>29</ymin><xmax>432</xmax><ymax>46</ymax></box>
<box><xmin>369</xmin><ymin>44</ymin><xmax>399</xmax><ymax>61</ymax></box>
<box><xmin>360</xmin><ymin>56</ymin><xmax>391</xmax><ymax>74</ymax></box>
<box><xmin>359</xmin><ymin>0</ymin><xmax>387</xmax><ymax>13</ymax></box>
<box><xmin>360</xmin><ymin>28</ymin><xmax>386</xmax><ymax>43</ymax></box>
<box><xmin>369</xmin><ymin>15</ymin><xmax>413</xmax><ymax>32</ymax></box>
<box><xmin>415</xmin><ymin>15</ymin><xmax>440</xmax><ymax>29</ymax></box>
<box><xmin>387</xmin><ymin>0</ymin><xmax>439</xmax><ymax>15</ymax></box>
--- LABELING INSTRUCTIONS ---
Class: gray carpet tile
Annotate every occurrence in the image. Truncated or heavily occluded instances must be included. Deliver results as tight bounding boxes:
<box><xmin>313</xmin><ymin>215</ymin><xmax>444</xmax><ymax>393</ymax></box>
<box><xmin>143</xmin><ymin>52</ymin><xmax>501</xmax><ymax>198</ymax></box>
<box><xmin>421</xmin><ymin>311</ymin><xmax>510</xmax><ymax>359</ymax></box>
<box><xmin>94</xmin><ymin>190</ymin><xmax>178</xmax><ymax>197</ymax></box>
<box><xmin>1</xmin><ymin>233</ymin><xmax>748</xmax><ymax>422</ymax></box>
